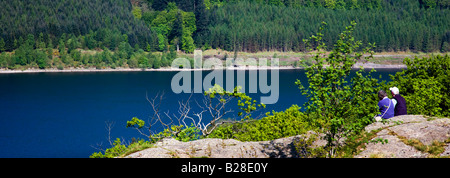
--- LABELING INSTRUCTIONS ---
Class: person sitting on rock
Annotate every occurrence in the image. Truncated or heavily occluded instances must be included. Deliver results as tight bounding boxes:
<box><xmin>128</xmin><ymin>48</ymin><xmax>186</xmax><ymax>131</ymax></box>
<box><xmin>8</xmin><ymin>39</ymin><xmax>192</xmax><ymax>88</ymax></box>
<box><xmin>389</xmin><ymin>87</ymin><xmax>407</xmax><ymax>116</ymax></box>
<box><xmin>374</xmin><ymin>90</ymin><xmax>395</xmax><ymax>122</ymax></box>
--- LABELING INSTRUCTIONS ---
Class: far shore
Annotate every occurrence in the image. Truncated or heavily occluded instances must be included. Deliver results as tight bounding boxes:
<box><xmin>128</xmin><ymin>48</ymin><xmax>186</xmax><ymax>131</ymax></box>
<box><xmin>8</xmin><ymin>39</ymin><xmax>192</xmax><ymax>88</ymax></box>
<box><xmin>0</xmin><ymin>62</ymin><xmax>406</xmax><ymax>74</ymax></box>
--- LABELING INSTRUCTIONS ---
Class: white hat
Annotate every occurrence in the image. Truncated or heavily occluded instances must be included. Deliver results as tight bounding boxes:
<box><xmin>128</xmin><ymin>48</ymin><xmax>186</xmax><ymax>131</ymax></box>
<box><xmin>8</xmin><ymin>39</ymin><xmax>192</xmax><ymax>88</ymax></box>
<box><xmin>389</xmin><ymin>87</ymin><xmax>399</xmax><ymax>95</ymax></box>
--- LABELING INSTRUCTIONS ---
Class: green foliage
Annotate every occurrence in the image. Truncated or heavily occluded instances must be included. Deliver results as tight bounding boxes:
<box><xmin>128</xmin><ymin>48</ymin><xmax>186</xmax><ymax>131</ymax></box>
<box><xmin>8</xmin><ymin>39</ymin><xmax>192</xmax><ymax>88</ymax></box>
<box><xmin>406</xmin><ymin>139</ymin><xmax>447</xmax><ymax>157</ymax></box>
<box><xmin>388</xmin><ymin>55</ymin><xmax>450</xmax><ymax>117</ymax></box>
<box><xmin>142</xmin><ymin>5</ymin><xmax>196</xmax><ymax>53</ymax></box>
<box><xmin>181</xmin><ymin>32</ymin><xmax>196</xmax><ymax>53</ymax></box>
<box><xmin>293</xmin><ymin>133</ymin><xmax>328</xmax><ymax>158</ymax></box>
<box><xmin>97</xmin><ymin>84</ymin><xmax>265</xmax><ymax>158</ymax></box>
<box><xmin>151</xmin><ymin>124</ymin><xmax>201</xmax><ymax>143</ymax></box>
<box><xmin>90</xmin><ymin>138</ymin><xmax>153</xmax><ymax>158</ymax></box>
<box><xmin>0</xmin><ymin>0</ymin><xmax>155</xmax><ymax>52</ymax></box>
<box><xmin>126</xmin><ymin>117</ymin><xmax>145</xmax><ymax>129</ymax></box>
<box><xmin>0</xmin><ymin>27</ymin><xmax>176</xmax><ymax>70</ymax></box>
<box><xmin>205</xmin><ymin>84</ymin><xmax>265</xmax><ymax>121</ymax></box>
<box><xmin>126</xmin><ymin>117</ymin><xmax>201</xmax><ymax>143</ymax></box>
<box><xmin>205</xmin><ymin>0</ymin><xmax>450</xmax><ymax>52</ymax></box>
<box><xmin>369</xmin><ymin>138</ymin><xmax>389</xmax><ymax>144</ymax></box>
<box><xmin>208</xmin><ymin>105</ymin><xmax>309</xmax><ymax>141</ymax></box>
<box><xmin>2</xmin><ymin>0</ymin><xmax>450</xmax><ymax>70</ymax></box>
<box><xmin>0</xmin><ymin>38</ymin><xmax>5</xmax><ymax>52</ymax></box>
<box><xmin>36</xmin><ymin>49</ymin><xmax>50</xmax><ymax>69</ymax></box>
<box><xmin>406</xmin><ymin>78</ymin><xmax>443</xmax><ymax>116</ymax></box>
<box><xmin>90</xmin><ymin>138</ymin><xmax>126</xmax><ymax>158</ymax></box>
<box><xmin>156</xmin><ymin>33</ymin><xmax>166</xmax><ymax>51</ymax></box>
<box><xmin>2</xmin><ymin>0</ymin><xmax>449</xmax><ymax>54</ymax></box>
<box><xmin>295</xmin><ymin>21</ymin><xmax>380</xmax><ymax>156</ymax></box>
<box><xmin>153</xmin><ymin>57</ymin><xmax>161</xmax><ymax>69</ymax></box>
<box><xmin>127</xmin><ymin>56</ymin><xmax>139</xmax><ymax>68</ymax></box>
<box><xmin>132</xmin><ymin>7</ymin><xmax>142</xmax><ymax>19</ymax></box>
<box><xmin>332</xmin><ymin>128</ymin><xmax>380</xmax><ymax>157</ymax></box>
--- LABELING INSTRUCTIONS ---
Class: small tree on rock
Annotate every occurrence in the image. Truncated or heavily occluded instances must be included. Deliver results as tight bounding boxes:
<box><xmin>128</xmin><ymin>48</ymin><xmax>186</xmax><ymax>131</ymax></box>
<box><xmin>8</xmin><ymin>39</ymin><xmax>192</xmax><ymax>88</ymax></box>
<box><xmin>295</xmin><ymin>21</ymin><xmax>381</xmax><ymax>157</ymax></box>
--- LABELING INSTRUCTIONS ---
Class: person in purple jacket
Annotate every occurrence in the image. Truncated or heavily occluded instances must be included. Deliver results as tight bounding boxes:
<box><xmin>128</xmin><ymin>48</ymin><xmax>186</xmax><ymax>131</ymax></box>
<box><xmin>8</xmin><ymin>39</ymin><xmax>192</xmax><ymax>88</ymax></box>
<box><xmin>389</xmin><ymin>87</ymin><xmax>407</xmax><ymax>116</ymax></box>
<box><xmin>374</xmin><ymin>90</ymin><xmax>395</xmax><ymax>121</ymax></box>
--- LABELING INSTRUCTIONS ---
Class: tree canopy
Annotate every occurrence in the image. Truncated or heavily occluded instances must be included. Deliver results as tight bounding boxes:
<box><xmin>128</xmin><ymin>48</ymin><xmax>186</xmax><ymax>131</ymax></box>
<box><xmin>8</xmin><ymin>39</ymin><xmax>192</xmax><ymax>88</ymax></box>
<box><xmin>203</xmin><ymin>0</ymin><xmax>450</xmax><ymax>52</ymax></box>
<box><xmin>1</xmin><ymin>0</ymin><xmax>450</xmax><ymax>68</ymax></box>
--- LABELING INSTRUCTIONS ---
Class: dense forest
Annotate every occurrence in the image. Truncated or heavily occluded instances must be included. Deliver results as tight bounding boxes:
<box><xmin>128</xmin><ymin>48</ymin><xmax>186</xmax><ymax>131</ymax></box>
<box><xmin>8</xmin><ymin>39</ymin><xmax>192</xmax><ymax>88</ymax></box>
<box><xmin>0</xmin><ymin>0</ymin><xmax>157</xmax><ymax>51</ymax></box>
<box><xmin>203</xmin><ymin>0</ymin><xmax>450</xmax><ymax>52</ymax></box>
<box><xmin>1</xmin><ymin>0</ymin><xmax>450</xmax><ymax>69</ymax></box>
<box><xmin>138</xmin><ymin>0</ymin><xmax>450</xmax><ymax>52</ymax></box>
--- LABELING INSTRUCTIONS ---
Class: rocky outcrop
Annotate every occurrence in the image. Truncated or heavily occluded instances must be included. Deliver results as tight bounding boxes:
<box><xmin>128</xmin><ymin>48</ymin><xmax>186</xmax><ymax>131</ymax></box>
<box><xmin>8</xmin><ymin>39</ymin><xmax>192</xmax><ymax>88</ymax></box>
<box><xmin>126</xmin><ymin>131</ymin><xmax>325</xmax><ymax>158</ymax></box>
<box><xmin>126</xmin><ymin>137</ymin><xmax>268</xmax><ymax>158</ymax></box>
<box><xmin>126</xmin><ymin>115</ymin><xmax>450</xmax><ymax>158</ymax></box>
<box><xmin>355</xmin><ymin>115</ymin><xmax>450</xmax><ymax>158</ymax></box>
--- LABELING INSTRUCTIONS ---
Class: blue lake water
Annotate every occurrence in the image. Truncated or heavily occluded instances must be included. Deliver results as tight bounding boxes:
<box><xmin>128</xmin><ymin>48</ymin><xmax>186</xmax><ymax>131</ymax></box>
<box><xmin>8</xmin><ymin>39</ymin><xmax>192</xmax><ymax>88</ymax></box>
<box><xmin>0</xmin><ymin>69</ymin><xmax>401</xmax><ymax>157</ymax></box>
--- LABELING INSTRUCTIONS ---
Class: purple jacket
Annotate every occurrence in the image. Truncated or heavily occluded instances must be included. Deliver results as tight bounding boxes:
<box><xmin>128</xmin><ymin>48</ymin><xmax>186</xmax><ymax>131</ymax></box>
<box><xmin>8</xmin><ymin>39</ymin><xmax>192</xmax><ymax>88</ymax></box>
<box><xmin>393</xmin><ymin>94</ymin><xmax>407</xmax><ymax>116</ymax></box>
<box><xmin>378</xmin><ymin>97</ymin><xmax>395</xmax><ymax>119</ymax></box>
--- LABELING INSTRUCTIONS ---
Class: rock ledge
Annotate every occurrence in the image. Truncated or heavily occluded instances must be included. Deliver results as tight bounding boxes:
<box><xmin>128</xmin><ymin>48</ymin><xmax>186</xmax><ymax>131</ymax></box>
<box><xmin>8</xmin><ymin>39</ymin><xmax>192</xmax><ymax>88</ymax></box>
<box><xmin>126</xmin><ymin>115</ymin><xmax>450</xmax><ymax>158</ymax></box>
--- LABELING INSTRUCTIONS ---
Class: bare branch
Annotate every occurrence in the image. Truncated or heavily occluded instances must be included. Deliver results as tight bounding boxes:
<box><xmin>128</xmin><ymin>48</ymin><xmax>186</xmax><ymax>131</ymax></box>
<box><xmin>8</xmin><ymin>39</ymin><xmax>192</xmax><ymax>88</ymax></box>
<box><xmin>135</xmin><ymin>86</ymin><xmax>264</xmax><ymax>139</ymax></box>
<box><xmin>105</xmin><ymin>120</ymin><xmax>115</xmax><ymax>146</ymax></box>
<box><xmin>90</xmin><ymin>142</ymin><xmax>105</xmax><ymax>152</ymax></box>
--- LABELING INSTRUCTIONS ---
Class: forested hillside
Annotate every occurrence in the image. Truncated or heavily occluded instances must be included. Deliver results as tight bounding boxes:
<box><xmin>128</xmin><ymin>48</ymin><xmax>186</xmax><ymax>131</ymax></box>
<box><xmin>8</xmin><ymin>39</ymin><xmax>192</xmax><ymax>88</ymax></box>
<box><xmin>144</xmin><ymin>0</ymin><xmax>450</xmax><ymax>52</ymax></box>
<box><xmin>1</xmin><ymin>0</ymin><xmax>450</xmax><ymax>70</ymax></box>
<box><xmin>0</xmin><ymin>0</ymin><xmax>158</xmax><ymax>52</ymax></box>
<box><xmin>203</xmin><ymin>0</ymin><xmax>450</xmax><ymax>52</ymax></box>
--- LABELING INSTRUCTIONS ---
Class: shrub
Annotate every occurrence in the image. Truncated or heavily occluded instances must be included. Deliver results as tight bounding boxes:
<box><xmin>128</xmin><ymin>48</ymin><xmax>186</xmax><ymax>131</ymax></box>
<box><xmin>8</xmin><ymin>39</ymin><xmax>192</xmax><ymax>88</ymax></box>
<box><xmin>153</xmin><ymin>57</ymin><xmax>161</xmax><ymax>69</ymax></box>
<box><xmin>126</xmin><ymin>117</ymin><xmax>201</xmax><ymax>143</ymax></box>
<box><xmin>153</xmin><ymin>125</ymin><xmax>201</xmax><ymax>142</ymax></box>
<box><xmin>91</xmin><ymin>118</ymin><xmax>200</xmax><ymax>158</ymax></box>
<box><xmin>294</xmin><ymin>21</ymin><xmax>380</xmax><ymax>156</ymax></box>
<box><xmin>89</xmin><ymin>138</ymin><xmax>153</xmax><ymax>158</ymax></box>
<box><xmin>388</xmin><ymin>55</ymin><xmax>450</xmax><ymax>117</ymax></box>
<box><xmin>127</xmin><ymin>56</ymin><xmax>138</xmax><ymax>68</ymax></box>
<box><xmin>57</xmin><ymin>64</ymin><xmax>64</xmax><ymax>70</ymax></box>
<box><xmin>208</xmin><ymin>105</ymin><xmax>310</xmax><ymax>141</ymax></box>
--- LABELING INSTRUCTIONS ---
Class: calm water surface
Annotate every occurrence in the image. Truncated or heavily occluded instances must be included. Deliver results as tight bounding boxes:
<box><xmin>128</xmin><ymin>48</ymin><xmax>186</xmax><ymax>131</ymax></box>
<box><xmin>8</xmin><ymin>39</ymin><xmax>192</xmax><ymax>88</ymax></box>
<box><xmin>0</xmin><ymin>69</ymin><xmax>400</xmax><ymax>157</ymax></box>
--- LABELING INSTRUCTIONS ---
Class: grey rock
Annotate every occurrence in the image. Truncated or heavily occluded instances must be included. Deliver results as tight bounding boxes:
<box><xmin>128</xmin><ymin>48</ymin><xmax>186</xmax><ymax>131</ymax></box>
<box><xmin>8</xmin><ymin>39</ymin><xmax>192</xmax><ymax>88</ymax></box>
<box><xmin>126</xmin><ymin>115</ymin><xmax>450</xmax><ymax>158</ymax></box>
<box><xmin>355</xmin><ymin>129</ymin><xmax>428</xmax><ymax>158</ymax></box>
<box><xmin>356</xmin><ymin>115</ymin><xmax>450</xmax><ymax>158</ymax></box>
<box><xmin>389</xmin><ymin>122</ymin><xmax>449</xmax><ymax>145</ymax></box>
<box><xmin>441</xmin><ymin>144</ymin><xmax>450</xmax><ymax>157</ymax></box>
<box><xmin>127</xmin><ymin>138</ymin><xmax>268</xmax><ymax>158</ymax></box>
<box><xmin>364</xmin><ymin>115</ymin><xmax>428</xmax><ymax>133</ymax></box>
<box><xmin>126</xmin><ymin>131</ymin><xmax>326</xmax><ymax>158</ymax></box>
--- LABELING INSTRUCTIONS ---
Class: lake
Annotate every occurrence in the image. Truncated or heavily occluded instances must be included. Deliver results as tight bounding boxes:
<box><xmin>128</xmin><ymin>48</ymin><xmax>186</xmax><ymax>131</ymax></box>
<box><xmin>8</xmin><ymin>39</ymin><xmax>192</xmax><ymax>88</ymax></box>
<box><xmin>0</xmin><ymin>69</ymin><xmax>401</xmax><ymax>157</ymax></box>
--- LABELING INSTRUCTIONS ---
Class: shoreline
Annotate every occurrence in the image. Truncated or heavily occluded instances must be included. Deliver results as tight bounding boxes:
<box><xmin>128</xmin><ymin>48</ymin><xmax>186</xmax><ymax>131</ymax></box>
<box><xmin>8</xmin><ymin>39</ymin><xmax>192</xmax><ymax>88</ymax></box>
<box><xmin>0</xmin><ymin>62</ymin><xmax>406</xmax><ymax>74</ymax></box>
